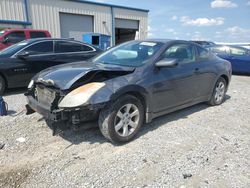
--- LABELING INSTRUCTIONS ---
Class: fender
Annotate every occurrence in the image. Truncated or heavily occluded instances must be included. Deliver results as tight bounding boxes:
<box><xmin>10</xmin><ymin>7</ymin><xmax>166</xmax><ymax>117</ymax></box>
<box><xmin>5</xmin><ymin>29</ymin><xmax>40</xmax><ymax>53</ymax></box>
<box><xmin>109</xmin><ymin>84</ymin><xmax>153</xmax><ymax>123</ymax></box>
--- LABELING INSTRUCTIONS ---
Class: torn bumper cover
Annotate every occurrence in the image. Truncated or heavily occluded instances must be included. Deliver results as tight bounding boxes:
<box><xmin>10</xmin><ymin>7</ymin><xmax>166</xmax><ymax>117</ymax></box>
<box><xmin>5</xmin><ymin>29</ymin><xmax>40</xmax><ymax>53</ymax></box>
<box><xmin>26</xmin><ymin>95</ymin><xmax>105</xmax><ymax>124</ymax></box>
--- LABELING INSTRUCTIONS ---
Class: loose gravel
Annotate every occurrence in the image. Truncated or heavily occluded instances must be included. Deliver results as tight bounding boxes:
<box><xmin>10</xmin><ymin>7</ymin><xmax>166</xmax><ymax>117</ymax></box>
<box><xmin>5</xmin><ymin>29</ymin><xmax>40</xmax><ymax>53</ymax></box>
<box><xmin>0</xmin><ymin>75</ymin><xmax>250</xmax><ymax>188</ymax></box>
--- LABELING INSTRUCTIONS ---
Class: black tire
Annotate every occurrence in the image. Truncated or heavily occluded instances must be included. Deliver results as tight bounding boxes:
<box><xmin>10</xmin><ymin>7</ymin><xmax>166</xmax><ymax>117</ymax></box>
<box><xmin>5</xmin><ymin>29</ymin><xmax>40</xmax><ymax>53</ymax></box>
<box><xmin>208</xmin><ymin>77</ymin><xmax>227</xmax><ymax>106</ymax></box>
<box><xmin>98</xmin><ymin>95</ymin><xmax>144</xmax><ymax>143</ymax></box>
<box><xmin>0</xmin><ymin>75</ymin><xmax>6</xmax><ymax>95</ymax></box>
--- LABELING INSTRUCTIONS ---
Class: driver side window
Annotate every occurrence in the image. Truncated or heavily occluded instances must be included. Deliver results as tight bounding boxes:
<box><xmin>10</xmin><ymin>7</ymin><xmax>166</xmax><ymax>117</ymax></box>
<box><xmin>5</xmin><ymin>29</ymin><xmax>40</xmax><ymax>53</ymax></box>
<box><xmin>163</xmin><ymin>44</ymin><xmax>195</xmax><ymax>65</ymax></box>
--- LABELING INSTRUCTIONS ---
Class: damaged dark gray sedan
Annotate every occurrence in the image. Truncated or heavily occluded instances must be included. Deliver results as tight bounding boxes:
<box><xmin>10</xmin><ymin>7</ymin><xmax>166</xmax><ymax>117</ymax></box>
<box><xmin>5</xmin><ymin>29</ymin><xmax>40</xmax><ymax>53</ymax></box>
<box><xmin>25</xmin><ymin>39</ymin><xmax>232</xmax><ymax>143</ymax></box>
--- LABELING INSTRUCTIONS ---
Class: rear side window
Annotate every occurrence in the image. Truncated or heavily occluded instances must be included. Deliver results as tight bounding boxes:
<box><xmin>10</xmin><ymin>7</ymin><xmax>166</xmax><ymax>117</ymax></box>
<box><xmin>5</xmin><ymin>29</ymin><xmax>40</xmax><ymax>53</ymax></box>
<box><xmin>30</xmin><ymin>32</ymin><xmax>47</xmax><ymax>38</ymax></box>
<box><xmin>55</xmin><ymin>41</ymin><xmax>94</xmax><ymax>53</ymax></box>
<box><xmin>21</xmin><ymin>41</ymin><xmax>53</xmax><ymax>55</ymax></box>
<box><xmin>6</xmin><ymin>31</ymin><xmax>26</xmax><ymax>43</ymax></box>
<box><xmin>197</xmin><ymin>46</ymin><xmax>210</xmax><ymax>60</ymax></box>
<box><xmin>163</xmin><ymin>44</ymin><xmax>196</xmax><ymax>65</ymax></box>
<box><xmin>229</xmin><ymin>47</ymin><xmax>249</xmax><ymax>56</ymax></box>
<box><xmin>82</xmin><ymin>45</ymin><xmax>94</xmax><ymax>51</ymax></box>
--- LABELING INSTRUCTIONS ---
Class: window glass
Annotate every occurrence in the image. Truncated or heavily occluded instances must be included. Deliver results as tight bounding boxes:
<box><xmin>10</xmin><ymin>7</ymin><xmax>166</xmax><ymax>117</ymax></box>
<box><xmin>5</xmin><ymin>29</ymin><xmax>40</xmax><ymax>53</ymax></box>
<box><xmin>210</xmin><ymin>46</ymin><xmax>230</xmax><ymax>54</ymax></box>
<box><xmin>197</xmin><ymin>46</ymin><xmax>210</xmax><ymax>60</ymax></box>
<box><xmin>30</xmin><ymin>32</ymin><xmax>47</xmax><ymax>38</ymax></box>
<box><xmin>82</xmin><ymin>45</ymin><xmax>94</xmax><ymax>51</ymax></box>
<box><xmin>229</xmin><ymin>47</ymin><xmax>249</xmax><ymax>56</ymax></box>
<box><xmin>0</xmin><ymin>41</ymin><xmax>28</xmax><ymax>55</ymax></box>
<box><xmin>6</xmin><ymin>31</ymin><xmax>25</xmax><ymax>43</ymax></box>
<box><xmin>163</xmin><ymin>44</ymin><xmax>195</xmax><ymax>64</ymax></box>
<box><xmin>0</xmin><ymin>30</ymin><xmax>5</xmax><ymax>37</ymax></box>
<box><xmin>55</xmin><ymin>41</ymin><xmax>94</xmax><ymax>53</ymax></box>
<box><xmin>93</xmin><ymin>41</ymin><xmax>164</xmax><ymax>67</ymax></box>
<box><xmin>21</xmin><ymin>41</ymin><xmax>53</xmax><ymax>55</ymax></box>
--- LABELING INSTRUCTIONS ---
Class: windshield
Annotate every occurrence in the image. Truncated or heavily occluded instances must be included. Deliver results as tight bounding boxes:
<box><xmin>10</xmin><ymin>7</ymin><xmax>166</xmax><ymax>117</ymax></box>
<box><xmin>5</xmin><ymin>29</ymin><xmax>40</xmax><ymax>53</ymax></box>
<box><xmin>0</xmin><ymin>40</ymin><xmax>29</xmax><ymax>55</ymax></box>
<box><xmin>0</xmin><ymin>30</ymin><xmax>5</xmax><ymax>37</ymax></box>
<box><xmin>93</xmin><ymin>41</ymin><xmax>164</xmax><ymax>67</ymax></box>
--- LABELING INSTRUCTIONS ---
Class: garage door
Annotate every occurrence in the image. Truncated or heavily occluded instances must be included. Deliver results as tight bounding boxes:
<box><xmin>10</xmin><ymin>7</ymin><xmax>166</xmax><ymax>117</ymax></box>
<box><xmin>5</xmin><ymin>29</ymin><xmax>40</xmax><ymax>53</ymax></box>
<box><xmin>59</xmin><ymin>13</ymin><xmax>93</xmax><ymax>40</ymax></box>
<box><xmin>115</xmin><ymin>19</ymin><xmax>139</xmax><ymax>30</ymax></box>
<box><xmin>115</xmin><ymin>19</ymin><xmax>139</xmax><ymax>45</ymax></box>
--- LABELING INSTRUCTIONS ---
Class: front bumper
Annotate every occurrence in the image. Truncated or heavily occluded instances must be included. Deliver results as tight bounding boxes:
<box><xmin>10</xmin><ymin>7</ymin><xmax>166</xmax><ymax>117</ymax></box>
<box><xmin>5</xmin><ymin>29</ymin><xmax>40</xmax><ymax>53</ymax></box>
<box><xmin>26</xmin><ymin>95</ymin><xmax>105</xmax><ymax>124</ymax></box>
<box><xmin>26</xmin><ymin>95</ymin><xmax>65</xmax><ymax>121</ymax></box>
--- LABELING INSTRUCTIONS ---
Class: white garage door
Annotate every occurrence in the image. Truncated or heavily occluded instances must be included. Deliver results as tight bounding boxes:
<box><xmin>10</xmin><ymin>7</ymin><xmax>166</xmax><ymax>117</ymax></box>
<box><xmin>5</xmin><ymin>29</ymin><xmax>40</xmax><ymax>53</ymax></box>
<box><xmin>59</xmin><ymin>13</ymin><xmax>93</xmax><ymax>40</ymax></box>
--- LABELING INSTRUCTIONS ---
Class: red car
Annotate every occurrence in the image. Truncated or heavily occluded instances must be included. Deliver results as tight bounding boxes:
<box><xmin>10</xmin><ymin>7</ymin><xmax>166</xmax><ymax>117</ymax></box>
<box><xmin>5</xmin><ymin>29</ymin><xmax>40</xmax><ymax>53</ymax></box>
<box><xmin>0</xmin><ymin>29</ymin><xmax>51</xmax><ymax>50</ymax></box>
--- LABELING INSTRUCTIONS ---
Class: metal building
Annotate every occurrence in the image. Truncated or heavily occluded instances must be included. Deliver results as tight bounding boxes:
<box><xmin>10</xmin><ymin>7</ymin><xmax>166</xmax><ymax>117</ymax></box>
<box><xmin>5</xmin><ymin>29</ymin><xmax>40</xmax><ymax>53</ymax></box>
<box><xmin>0</xmin><ymin>0</ymin><xmax>149</xmax><ymax>45</ymax></box>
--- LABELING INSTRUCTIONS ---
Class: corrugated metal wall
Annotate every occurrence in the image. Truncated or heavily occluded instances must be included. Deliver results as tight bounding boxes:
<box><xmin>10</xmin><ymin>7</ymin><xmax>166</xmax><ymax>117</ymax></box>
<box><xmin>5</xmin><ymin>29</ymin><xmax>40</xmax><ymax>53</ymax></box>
<box><xmin>29</xmin><ymin>0</ymin><xmax>112</xmax><ymax>38</ymax></box>
<box><xmin>0</xmin><ymin>0</ymin><xmax>26</xmax><ymax>21</ymax></box>
<box><xmin>0</xmin><ymin>0</ymin><xmax>148</xmax><ymax>39</ymax></box>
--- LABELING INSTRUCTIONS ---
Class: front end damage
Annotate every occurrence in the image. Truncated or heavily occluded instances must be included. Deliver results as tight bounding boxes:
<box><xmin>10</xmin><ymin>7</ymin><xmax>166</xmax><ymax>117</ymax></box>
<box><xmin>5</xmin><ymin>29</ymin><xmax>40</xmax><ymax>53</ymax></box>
<box><xmin>25</xmin><ymin>64</ymin><xmax>134</xmax><ymax>134</ymax></box>
<box><xmin>25</xmin><ymin>85</ymin><xmax>104</xmax><ymax>134</ymax></box>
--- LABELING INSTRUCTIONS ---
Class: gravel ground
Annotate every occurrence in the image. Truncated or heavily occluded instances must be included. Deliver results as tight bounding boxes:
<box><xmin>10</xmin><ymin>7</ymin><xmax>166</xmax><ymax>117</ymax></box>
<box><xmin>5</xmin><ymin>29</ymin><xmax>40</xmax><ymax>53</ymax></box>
<box><xmin>0</xmin><ymin>75</ymin><xmax>250</xmax><ymax>188</ymax></box>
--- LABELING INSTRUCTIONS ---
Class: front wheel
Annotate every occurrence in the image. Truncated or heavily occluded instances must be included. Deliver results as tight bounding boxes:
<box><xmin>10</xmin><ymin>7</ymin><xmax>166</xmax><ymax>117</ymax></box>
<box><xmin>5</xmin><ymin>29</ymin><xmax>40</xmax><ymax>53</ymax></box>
<box><xmin>98</xmin><ymin>95</ymin><xmax>144</xmax><ymax>143</ymax></box>
<box><xmin>208</xmin><ymin>77</ymin><xmax>227</xmax><ymax>106</ymax></box>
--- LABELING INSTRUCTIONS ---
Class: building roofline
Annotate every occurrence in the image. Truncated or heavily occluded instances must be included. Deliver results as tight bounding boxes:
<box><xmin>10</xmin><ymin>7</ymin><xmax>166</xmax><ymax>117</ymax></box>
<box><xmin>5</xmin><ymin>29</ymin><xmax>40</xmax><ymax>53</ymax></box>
<box><xmin>70</xmin><ymin>0</ymin><xmax>149</xmax><ymax>12</ymax></box>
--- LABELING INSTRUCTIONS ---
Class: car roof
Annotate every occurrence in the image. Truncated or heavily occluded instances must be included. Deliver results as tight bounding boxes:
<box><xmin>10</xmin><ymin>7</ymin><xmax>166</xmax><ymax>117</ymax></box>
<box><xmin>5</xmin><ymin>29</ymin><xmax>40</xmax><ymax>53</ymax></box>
<box><xmin>24</xmin><ymin>38</ymin><xmax>87</xmax><ymax>43</ymax></box>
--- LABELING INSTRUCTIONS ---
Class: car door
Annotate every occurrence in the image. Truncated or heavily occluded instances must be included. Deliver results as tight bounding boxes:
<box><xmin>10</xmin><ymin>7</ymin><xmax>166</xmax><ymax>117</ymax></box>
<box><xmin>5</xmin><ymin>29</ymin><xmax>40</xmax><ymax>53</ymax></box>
<box><xmin>53</xmin><ymin>41</ymin><xmax>97</xmax><ymax>64</ymax></box>
<box><xmin>231</xmin><ymin>54</ymin><xmax>250</xmax><ymax>73</ymax></box>
<box><xmin>151</xmin><ymin>43</ymin><xmax>198</xmax><ymax>113</ymax></box>
<box><xmin>7</xmin><ymin>41</ymin><xmax>55</xmax><ymax>86</ymax></box>
<box><xmin>193</xmin><ymin>45</ymin><xmax>217</xmax><ymax>99</ymax></box>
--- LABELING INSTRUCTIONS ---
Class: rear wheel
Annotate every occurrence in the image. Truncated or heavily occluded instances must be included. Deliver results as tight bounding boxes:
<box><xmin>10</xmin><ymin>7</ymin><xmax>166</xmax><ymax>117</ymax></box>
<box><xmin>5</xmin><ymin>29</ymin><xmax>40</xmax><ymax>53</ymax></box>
<box><xmin>98</xmin><ymin>95</ymin><xmax>144</xmax><ymax>143</ymax></box>
<box><xmin>0</xmin><ymin>75</ymin><xmax>6</xmax><ymax>95</ymax></box>
<box><xmin>208</xmin><ymin>77</ymin><xmax>227</xmax><ymax>106</ymax></box>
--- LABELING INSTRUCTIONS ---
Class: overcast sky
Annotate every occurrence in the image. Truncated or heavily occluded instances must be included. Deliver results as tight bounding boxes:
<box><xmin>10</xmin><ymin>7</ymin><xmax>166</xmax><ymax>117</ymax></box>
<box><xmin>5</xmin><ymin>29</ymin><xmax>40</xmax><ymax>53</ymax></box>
<box><xmin>91</xmin><ymin>0</ymin><xmax>250</xmax><ymax>42</ymax></box>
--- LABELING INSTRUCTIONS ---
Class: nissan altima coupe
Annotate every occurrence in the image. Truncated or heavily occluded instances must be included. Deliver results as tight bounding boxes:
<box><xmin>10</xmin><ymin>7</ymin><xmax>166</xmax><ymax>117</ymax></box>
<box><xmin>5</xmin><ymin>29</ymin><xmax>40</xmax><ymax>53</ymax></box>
<box><xmin>26</xmin><ymin>40</ymin><xmax>232</xmax><ymax>143</ymax></box>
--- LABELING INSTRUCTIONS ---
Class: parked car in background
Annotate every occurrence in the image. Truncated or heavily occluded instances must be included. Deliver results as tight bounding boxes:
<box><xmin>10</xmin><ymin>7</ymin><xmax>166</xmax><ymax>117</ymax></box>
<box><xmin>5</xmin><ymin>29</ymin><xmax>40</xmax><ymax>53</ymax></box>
<box><xmin>216</xmin><ymin>43</ymin><xmax>250</xmax><ymax>50</ymax></box>
<box><xmin>25</xmin><ymin>39</ymin><xmax>231</xmax><ymax>143</ymax></box>
<box><xmin>207</xmin><ymin>45</ymin><xmax>250</xmax><ymax>74</ymax></box>
<box><xmin>0</xmin><ymin>29</ymin><xmax>51</xmax><ymax>50</ymax></box>
<box><xmin>0</xmin><ymin>38</ymin><xmax>102</xmax><ymax>94</ymax></box>
<box><xmin>191</xmin><ymin>40</ymin><xmax>215</xmax><ymax>48</ymax></box>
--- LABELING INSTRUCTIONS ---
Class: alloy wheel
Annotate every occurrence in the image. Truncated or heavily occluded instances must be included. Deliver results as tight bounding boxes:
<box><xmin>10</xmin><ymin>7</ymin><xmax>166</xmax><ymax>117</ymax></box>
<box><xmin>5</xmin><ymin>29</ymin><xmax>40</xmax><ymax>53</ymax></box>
<box><xmin>214</xmin><ymin>81</ymin><xmax>225</xmax><ymax>103</ymax></box>
<box><xmin>114</xmin><ymin>104</ymin><xmax>140</xmax><ymax>137</ymax></box>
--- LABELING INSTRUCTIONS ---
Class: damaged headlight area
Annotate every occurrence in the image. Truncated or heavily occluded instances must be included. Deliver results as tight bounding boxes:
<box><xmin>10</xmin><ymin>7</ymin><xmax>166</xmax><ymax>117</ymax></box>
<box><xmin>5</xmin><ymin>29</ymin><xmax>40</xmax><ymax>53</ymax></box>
<box><xmin>58</xmin><ymin>82</ymin><xmax>106</xmax><ymax>108</ymax></box>
<box><xmin>25</xmin><ymin>81</ymin><xmax>113</xmax><ymax>134</ymax></box>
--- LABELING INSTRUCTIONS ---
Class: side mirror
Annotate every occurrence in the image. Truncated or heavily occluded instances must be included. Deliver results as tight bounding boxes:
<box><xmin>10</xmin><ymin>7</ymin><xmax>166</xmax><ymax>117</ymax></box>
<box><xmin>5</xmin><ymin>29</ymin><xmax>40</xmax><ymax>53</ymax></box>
<box><xmin>155</xmin><ymin>58</ymin><xmax>178</xmax><ymax>68</ymax></box>
<box><xmin>16</xmin><ymin>51</ymin><xmax>30</xmax><ymax>59</ymax></box>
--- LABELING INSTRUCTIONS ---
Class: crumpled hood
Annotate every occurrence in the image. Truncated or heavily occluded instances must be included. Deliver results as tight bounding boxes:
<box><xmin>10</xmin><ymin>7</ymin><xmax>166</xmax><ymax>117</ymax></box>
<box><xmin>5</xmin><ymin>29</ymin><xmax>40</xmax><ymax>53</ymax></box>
<box><xmin>35</xmin><ymin>61</ymin><xmax>135</xmax><ymax>90</ymax></box>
